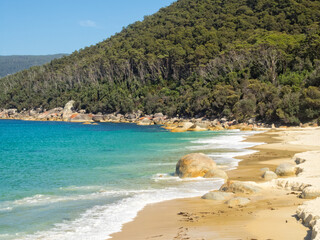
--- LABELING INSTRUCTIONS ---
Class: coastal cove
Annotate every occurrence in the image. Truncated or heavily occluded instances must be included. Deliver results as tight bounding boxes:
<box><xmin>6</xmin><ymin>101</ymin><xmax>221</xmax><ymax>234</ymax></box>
<box><xmin>0</xmin><ymin>120</ymin><xmax>262</xmax><ymax>240</ymax></box>
<box><xmin>112</xmin><ymin>128</ymin><xmax>320</xmax><ymax>240</ymax></box>
<box><xmin>1</xmin><ymin>0</ymin><xmax>320</xmax><ymax>239</ymax></box>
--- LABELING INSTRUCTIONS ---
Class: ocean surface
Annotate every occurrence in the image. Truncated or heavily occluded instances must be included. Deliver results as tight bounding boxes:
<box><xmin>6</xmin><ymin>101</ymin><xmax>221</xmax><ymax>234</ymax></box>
<box><xmin>0</xmin><ymin>120</ymin><xmax>262</xmax><ymax>240</ymax></box>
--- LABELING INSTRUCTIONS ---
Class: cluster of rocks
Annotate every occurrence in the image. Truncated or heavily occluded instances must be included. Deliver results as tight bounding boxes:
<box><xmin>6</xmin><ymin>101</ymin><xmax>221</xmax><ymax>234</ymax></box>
<box><xmin>173</xmin><ymin>145</ymin><xmax>320</xmax><ymax>238</ymax></box>
<box><xmin>2</xmin><ymin>100</ymin><xmax>317</xmax><ymax>130</ymax></box>
<box><xmin>259</xmin><ymin>162</ymin><xmax>298</xmax><ymax>182</ymax></box>
<box><xmin>174</xmin><ymin>152</ymin><xmax>254</xmax><ymax>207</ymax></box>
<box><xmin>274</xmin><ymin>153</ymin><xmax>320</xmax><ymax>200</ymax></box>
<box><xmin>201</xmin><ymin>180</ymin><xmax>261</xmax><ymax>208</ymax></box>
<box><xmin>260</xmin><ymin>159</ymin><xmax>320</xmax><ymax>200</ymax></box>
<box><xmin>174</xmin><ymin>150</ymin><xmax>320</xmax><ymax>210</ymax></box>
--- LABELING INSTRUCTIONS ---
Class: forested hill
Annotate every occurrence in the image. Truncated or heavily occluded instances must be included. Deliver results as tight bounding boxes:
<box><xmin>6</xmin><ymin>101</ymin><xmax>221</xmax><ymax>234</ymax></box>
<box><xmin>1</xmin><ymin>0</ymin><xmax>320</xmax><ymax>124</ymax></box>
<box><xmin>0</xmin><ymin>54</ymin><xmax>67</xmax><ymax>78</ymax></box>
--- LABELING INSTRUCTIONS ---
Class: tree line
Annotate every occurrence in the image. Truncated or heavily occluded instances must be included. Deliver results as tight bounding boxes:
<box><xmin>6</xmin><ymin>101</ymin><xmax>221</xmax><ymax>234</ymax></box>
<box><xmin>0</xmin><ymin>0</ymin><xmax>319</xmax><ymax>124</ymax></box>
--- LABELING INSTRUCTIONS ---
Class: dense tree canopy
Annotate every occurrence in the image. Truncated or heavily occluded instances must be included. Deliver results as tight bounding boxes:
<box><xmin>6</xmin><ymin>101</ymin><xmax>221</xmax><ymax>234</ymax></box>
<box><xmin>0</xmin><ymin>0</ymin><xmax>320</xmax><ymax>124</ymax></box>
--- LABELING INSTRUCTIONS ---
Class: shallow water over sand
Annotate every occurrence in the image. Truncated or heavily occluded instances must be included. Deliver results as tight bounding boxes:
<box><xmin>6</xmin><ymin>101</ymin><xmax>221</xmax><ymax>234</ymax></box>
<box><xmin>0</xmin><ymin>120</ymin><xmax>261</xmax><ymax>240</ymax></box>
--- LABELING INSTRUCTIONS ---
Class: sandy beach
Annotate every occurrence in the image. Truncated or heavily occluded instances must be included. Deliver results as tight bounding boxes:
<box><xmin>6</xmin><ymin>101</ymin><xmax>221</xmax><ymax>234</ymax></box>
<box><xmin>111</xmin><ymin>128</ymin><xmax>320</xmax><ymax>240</ymax></box>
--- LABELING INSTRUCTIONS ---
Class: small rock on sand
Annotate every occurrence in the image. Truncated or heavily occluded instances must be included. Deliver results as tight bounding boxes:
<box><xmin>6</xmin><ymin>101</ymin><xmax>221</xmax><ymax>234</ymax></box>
<box><xmin>275</xmin><ymin>163</ymin><xmax>297</xmax><ymax>176</ymax></box>
<box><xmin>201</xmin><ymin>191</ymin><xmax>234</xmax><ymax>201</ymax></box>
<box><xmin>262</xmin><ymin>171</ymin><xmax>278</xmax><ymax>181</ymax></box>
<box><xmin>220</xmin><ymin>181</ymin><xmax>261</xmax><ymax>194</ymax></box>
<box><xmin>226</xmin><ymin>197</ymin><xmax>251</xmax><ymax>207</ymax></box>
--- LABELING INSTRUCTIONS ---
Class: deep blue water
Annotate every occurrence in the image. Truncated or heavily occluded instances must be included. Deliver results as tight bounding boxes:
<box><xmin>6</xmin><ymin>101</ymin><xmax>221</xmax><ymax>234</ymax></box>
<box><xmin>0</xmin><ymin>120</ymin><xmax>260</xmax><ymax>240</ymax></box>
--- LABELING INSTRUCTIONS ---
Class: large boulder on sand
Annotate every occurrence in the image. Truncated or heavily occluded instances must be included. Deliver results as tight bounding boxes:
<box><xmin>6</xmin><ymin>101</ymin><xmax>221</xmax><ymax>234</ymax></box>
<box><xmin>201</xmin><ymin>191</ymin><xmax>234</xmax><ymax>201</ymax></box>
<box><xmin>175</xmin><ymin>153</ymin><xmax>217</xmax><ymax>178</ymax></box>
<box><xmin>220</xmin><ymin>180</ymin><xmax>261</xmax><ymax>194</ymax></box>
<box><xmin>204</xmin><ymin>169</ymin><xmax>228</xmax><ymax>180</ymax></box>
<box><xmin>262</xmin><ymin>171</ymin><xmax>277</xmax><ymax>181</ymax></box>
<box><xmin>275</xmin><ymin>163</ymin><xmax>297</xmax><ymax>176</ymax></box>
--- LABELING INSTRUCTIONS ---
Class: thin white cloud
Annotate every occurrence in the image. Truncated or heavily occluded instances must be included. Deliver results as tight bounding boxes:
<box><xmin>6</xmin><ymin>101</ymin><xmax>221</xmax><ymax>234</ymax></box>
<box><xmin>79</xmin><ymin>20</ymin><xmax>98</xmax><ymax>28</ymax></box>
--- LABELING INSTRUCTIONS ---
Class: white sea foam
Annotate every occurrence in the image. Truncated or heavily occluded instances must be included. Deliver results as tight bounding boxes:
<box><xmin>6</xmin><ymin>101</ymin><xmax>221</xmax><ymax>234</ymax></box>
<box><xmin>187</xmin><ymin>131</ymin><xmax>264</xmax><ymax>170</ymax></box>
<box><xmin>59</xmin><ymin>185</ymin><xmax>104</xmax><ymax>191</ymax></box>
<box><xmin>207</xmin><ymin>149</ymin><xmax>259</xmax><ymax>170</ymax></box>
<box><xmin>0</xmin><ymin>189</ymin><xmax>154</xmax><ymax>212</ymax></box>
<box><xmin>0</xmin><ymin>207</ymin><xmax>13</xmax><ymax>212</ymax></box>
<box><xmin>20</xmin><ymin>180</ymin><xmax>222</xmax><ymax>240</ymax></box>
<box><xmin>149</xmin><ymin>162</ymin><xmax>177</xmax><ymax>166</ymax></box>
<box><xmin>151</xmin><ymin>173</ymin><xmax>225</xmax><ymax>183</ymax></box>
<box><xmin>189</xmin><ymin>132</ymin><xmax>264</xmax><ymax>151</ymax></box>
<box><xmin>208</xmin><ymin>149</ymin><xmax>258</xmax><ymax>158</ymax></box>
<box><xmin>11</xmin><ymin>130</ymin><xmax>264</xmax><ymax>240</ymax></box>
<box><xmin>0</xmin><ymin>234</ymin><xmax>10</xmax><ymax>238</ymax></box>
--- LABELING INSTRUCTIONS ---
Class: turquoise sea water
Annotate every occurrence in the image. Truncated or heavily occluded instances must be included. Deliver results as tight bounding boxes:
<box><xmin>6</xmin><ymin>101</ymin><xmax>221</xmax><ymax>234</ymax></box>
<box><xmin>0</xmin><ymin>120</ymin><xmax>261</xmax><ymax>240</ymax></box>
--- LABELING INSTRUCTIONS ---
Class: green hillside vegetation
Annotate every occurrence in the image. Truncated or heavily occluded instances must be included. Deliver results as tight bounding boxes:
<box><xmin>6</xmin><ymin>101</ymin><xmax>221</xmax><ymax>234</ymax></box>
<box><xmin>0</xmin><ymin>54</ymin><xmax>67</xmax><ymax>77</ymax></box>
<box><xmin>0</xmin><ymin>0</ymin><xmax>320</xmax><ymax>124</ymax></box>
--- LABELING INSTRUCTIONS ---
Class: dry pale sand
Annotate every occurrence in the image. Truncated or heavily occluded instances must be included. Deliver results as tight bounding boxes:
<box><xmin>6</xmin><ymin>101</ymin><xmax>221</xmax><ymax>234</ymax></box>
<box><xmin>110</xmin><ymin>128</ymin><xmax>320</xmax><ymax>240</ymax></box>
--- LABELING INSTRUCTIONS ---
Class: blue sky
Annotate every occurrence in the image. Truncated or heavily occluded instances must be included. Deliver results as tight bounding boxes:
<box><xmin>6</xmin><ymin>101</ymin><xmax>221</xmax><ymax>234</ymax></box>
<box><xmin>0</xmin><ymin>0</ymin><xmax>175</xmax><ymax>55</ymax></box>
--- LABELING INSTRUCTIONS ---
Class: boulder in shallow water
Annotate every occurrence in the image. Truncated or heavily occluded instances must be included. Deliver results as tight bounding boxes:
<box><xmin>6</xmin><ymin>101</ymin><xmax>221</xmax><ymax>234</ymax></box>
<box><xmin>204</xmin><ymin>169</ymin><xmax>228</xmax><ymax>180</ymax></box>
<box><xmin>201</xmin><ymin>191</ymin><xmax>234</xmax><ymax>201</ymax></box>
<box><xmin>275</xmin><ymin>163</ymin><xmax>297</xmax><ymax>176</ymax></box>
<box><xmin>188</xmin><ymin>124</ymin><xmax>208</xmax><ymax>132</ymax></box>
<box><xmin>171</xmin><ymin>122</ymin><xmax>193</xmax><ymax>132</ymax></box>
<box><xmin>163</xmin><ymin>123</ymin><xmax>179</xmax><ymax>130</ymax></box>
<box><xmin>209</xmin><ymin>125</ymin><xmax>224</xmax><ymax>131</ymax></box>
<box><xmin>220</xmin><ymin>180</ymin><xmax>261</xmax><ymax>194</ymax></box>
<box><xmin>226</xmin><ymin>197</ymin><xmax>251</xmax><ymax>207</ymax></box>
<box><xmin>262</xmin><ymin>171</ymin><xmax>277</xmax><ymax>181</ymax></box>
<box><xmin>175</xmin><ymin>153</ymin><xmax>217</xmax><ymax>178</ymax></box>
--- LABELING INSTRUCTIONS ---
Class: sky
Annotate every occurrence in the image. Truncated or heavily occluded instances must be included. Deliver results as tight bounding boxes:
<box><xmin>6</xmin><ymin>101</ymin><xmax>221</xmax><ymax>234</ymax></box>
<box><xmin>0</xmin><ymin>0</ymin><xmax>175</xmax><ymax>55</ymax></box>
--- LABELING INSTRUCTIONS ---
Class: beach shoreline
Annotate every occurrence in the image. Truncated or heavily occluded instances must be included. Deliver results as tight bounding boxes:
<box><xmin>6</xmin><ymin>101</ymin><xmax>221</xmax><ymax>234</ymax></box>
<box><xmin>4</xmin><ymin>101</ymin><xmax>314</xmax><ymax>133</ymax></box>
<box><xmin>110</xmin><ymin>127</ymin><xmax>320</xmax><ymax>240</ymax></box>
<box><xmin>0</xmin><ymin>121</ymin><xmax>264</xmax><ymax>240</ymax></box>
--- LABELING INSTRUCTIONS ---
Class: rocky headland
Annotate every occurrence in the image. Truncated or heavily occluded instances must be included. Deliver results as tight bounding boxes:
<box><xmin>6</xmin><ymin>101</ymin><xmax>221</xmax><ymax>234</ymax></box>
<box><xmin>1</xmin><ymin>100</ymin><xmax>318</xmax><ymax>132</ymax></box>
